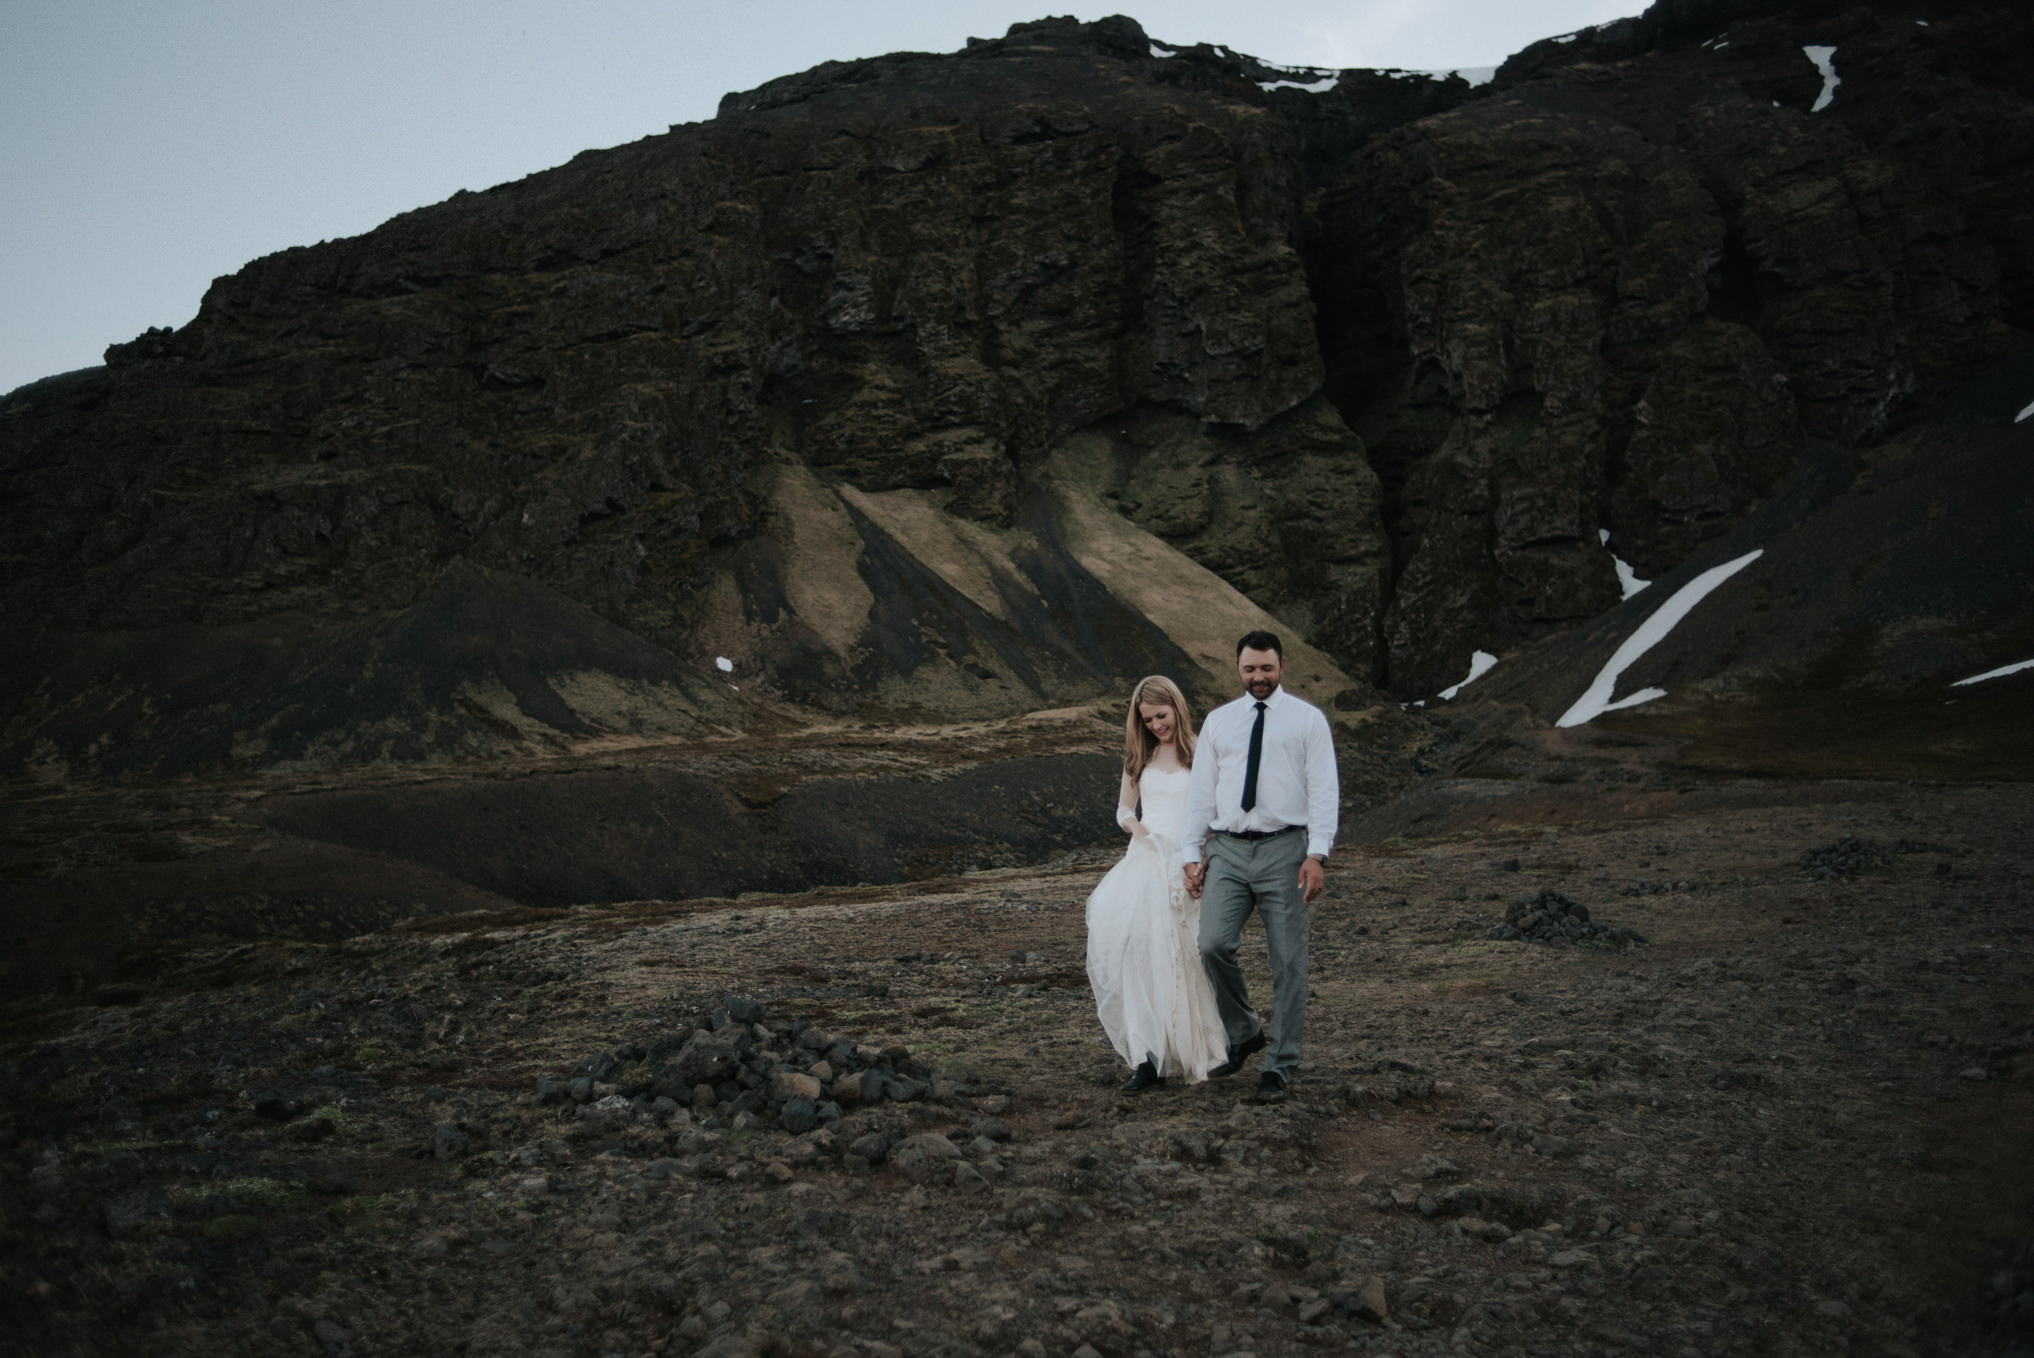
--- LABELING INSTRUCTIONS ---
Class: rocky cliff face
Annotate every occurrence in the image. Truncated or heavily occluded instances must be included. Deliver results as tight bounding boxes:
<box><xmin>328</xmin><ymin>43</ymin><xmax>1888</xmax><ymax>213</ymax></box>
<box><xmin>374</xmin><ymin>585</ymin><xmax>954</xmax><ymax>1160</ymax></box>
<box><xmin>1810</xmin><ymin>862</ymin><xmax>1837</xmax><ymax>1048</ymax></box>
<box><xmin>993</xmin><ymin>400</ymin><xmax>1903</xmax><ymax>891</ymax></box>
<box><xmin>3</xmin><ymin>1</ymin><xmax>2029</xmax><ymax>774</ymax></box>
<box><xmin>1314</xmin><ymin>0</ymin><xmax>2032</xmax><ymax>689</ymax></box>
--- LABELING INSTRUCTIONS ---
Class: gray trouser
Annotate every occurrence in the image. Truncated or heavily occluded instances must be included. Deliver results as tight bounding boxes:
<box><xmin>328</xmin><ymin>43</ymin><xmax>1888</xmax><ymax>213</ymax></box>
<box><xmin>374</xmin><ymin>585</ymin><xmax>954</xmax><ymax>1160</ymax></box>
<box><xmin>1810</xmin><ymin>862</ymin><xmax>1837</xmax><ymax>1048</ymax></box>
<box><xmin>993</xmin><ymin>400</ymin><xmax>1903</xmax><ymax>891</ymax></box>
<box><xmin>1197</xmin><ymin>829</ymin><xmax>1309</xmax><ymax>1081</ymax></box>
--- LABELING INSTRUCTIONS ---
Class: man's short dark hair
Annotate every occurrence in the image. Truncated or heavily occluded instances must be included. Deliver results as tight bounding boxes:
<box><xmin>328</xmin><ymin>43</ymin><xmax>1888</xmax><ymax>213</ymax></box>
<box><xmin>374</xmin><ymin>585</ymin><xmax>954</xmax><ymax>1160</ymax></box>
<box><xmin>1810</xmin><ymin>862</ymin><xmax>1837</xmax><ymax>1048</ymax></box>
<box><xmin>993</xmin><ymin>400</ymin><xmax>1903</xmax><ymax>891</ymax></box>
<box><xmin>1236</xmin><ymin>630</ymin><xmax>1283</xmax><ymax>659</ymax></box>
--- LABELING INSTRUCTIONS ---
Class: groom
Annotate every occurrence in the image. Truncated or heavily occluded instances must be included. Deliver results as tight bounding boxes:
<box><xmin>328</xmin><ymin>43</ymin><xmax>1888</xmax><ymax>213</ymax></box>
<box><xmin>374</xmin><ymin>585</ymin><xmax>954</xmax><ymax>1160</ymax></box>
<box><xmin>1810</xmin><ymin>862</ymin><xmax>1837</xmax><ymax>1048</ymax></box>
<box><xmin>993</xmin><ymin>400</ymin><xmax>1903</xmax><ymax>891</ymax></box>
<box><xmin>1181</xmin><ymin>630</ymin><xmax>1339</xmax><ymax>1103</ymax></box>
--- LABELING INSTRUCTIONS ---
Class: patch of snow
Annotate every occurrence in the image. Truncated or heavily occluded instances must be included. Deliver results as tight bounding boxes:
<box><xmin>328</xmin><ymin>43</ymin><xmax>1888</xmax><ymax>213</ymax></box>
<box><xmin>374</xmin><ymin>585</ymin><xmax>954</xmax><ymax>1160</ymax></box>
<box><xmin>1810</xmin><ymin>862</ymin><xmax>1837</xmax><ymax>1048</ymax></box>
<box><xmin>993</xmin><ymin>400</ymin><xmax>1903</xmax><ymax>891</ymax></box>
<box><xmin>1598</xmin><ymin>528</ymin><xmax>1649</xmax><ymax>598</ymax></box>
<box><xmin>715</xmin><ymin>656</ymin><xmax>734</xmax><ymax>672</ymax></box>
<box><xmin>1952</xmin><ymin>658</ymin><xmax>2034</xmax><ymax>688</ymax></box>
<box><xmin>1553</xmin><ymin>32</ymin><xmax>1581</xmax><ymax>44</ymax></box>
<box><xmin>1259</xmin><ymin>75</ymin><xmax>1339</xmax><ymax>94</ymax></box>
<box><xmin>1703</xmin><ymin>34</ymin><xmax>1730</xmax><ymax>50</ymax></box>
<box><xmin>1555</xmin><ymin>548</ymin><xmax>1764</xmax><ymax>728</ymax></box>
<box><xmin>1916</xmin><ymin>19</ymin><xmax>1928</xmax><ymax>25</ymax></box>
<box><xmin>1601</xmin><ymin>687</ymin><xmax>1666</xmax><ymax>714</ymax></box>
<box><xmin>1149</xmin><ymin>42</ymin><xmax>1175</xmax><ymax>58</ymax></box>
<box><xmin>1437</xmin><ymin>650</ymin><xmax>1499</xmax><ymax>701</ymax></box>
<box><xmin>2016</xmin><ymin>398</ymin><xmax>2034</xmax><ymax>423</ymax></box>
<box><xmin>1803</xmin><ymin>45</ymin><xmax>1840</xmax><ymax>112</ymax></box>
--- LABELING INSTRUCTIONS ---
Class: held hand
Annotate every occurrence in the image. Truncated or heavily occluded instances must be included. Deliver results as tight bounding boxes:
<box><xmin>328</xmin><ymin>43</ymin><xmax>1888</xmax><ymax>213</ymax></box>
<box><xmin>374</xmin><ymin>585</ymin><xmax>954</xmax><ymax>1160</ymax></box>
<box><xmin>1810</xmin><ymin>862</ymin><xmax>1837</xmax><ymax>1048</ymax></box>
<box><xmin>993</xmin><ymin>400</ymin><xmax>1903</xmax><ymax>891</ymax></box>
<box><xmin>1182</xmin><ymin>862</ymin><xmax>1205</xmax><ymax>899</ymax></box>
<box><xmin>1298</xmin><ymin>855</ymin><xmax>1325</xmax><ymax>904</ymax></box>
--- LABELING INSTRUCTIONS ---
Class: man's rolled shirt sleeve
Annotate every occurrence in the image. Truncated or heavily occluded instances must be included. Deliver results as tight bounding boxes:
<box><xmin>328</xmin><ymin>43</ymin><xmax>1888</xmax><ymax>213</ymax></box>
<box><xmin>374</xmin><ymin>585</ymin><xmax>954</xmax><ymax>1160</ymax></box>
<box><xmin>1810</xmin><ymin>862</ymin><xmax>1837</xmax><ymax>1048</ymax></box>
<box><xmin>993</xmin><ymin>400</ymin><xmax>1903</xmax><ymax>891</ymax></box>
<box><xmin>1181</xmin><ymin>721</ymin><xmax>1220</xmax><ymax>865</ymax></box>
<box><xmin>1305</xmin><ymin>708</ymin><xmax>1340</xmax><ymax>860</ymax></box>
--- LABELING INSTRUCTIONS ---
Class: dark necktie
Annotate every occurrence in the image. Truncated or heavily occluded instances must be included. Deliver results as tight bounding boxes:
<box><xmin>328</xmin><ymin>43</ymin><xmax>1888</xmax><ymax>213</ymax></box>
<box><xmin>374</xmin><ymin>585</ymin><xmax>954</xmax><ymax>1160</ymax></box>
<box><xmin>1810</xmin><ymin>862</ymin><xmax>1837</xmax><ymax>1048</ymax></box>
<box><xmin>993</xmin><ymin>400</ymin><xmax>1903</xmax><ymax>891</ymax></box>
<box><xmin>1241</xmin><ymin>701</ymin><xmax>1267</xmax><ymax>812</ymax></box>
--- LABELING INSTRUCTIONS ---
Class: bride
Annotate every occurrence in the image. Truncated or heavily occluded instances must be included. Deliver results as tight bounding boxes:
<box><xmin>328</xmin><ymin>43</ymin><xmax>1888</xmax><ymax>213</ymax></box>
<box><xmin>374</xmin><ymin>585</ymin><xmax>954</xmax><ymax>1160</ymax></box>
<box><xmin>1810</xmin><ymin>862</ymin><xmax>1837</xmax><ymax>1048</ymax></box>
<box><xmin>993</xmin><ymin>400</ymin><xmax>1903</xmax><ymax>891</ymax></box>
<box><xmin>1085</xmin><ymin>675</ymin><xmax>1229</xmax><ymax>1091</ymax></box>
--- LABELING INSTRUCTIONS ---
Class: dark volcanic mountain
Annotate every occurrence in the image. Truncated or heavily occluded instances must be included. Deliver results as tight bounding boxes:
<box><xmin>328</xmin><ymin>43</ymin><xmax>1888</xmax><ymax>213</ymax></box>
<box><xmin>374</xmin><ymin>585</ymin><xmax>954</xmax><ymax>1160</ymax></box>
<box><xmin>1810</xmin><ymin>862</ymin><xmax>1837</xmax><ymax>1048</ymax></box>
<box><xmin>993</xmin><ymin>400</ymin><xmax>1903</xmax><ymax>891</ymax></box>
<box><xmin>5</xmin><ymin>0</ymin><xmax>2030</xmax><ymax>780</ymax></box>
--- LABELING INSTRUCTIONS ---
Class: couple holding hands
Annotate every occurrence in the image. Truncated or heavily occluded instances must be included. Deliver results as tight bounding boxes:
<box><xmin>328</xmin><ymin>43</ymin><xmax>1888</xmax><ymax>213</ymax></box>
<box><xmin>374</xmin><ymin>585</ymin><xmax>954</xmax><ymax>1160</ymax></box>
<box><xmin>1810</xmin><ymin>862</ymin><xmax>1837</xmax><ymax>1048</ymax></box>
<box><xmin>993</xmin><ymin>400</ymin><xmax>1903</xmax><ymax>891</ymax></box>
<box><xmin>1084</xmin><ymin>630</ymin><xmax>1339</xmax><ymax>1104</ymax></box>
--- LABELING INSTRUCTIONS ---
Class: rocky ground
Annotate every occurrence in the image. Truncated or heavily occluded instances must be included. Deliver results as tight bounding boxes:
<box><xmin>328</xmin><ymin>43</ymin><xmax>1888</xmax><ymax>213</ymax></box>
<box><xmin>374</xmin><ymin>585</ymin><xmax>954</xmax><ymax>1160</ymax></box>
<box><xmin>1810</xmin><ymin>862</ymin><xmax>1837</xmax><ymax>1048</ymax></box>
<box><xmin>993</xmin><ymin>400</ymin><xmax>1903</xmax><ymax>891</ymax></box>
<box><xmin>3</xmin><ymin>765</ymin><xmax>2030</xmax><ymax>1358</ymax></box>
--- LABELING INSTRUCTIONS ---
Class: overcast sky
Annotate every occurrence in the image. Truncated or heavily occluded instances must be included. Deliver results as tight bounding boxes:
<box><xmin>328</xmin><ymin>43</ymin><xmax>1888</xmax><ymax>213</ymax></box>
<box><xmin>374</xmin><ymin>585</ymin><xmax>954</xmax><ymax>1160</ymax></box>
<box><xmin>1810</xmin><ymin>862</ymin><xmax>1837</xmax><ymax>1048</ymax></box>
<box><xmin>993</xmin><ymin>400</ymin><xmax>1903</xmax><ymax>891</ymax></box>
<box><xmin>0</xmin><ymin>1</ymin><xmax>1649</xmax><ymax>396</ymax></box>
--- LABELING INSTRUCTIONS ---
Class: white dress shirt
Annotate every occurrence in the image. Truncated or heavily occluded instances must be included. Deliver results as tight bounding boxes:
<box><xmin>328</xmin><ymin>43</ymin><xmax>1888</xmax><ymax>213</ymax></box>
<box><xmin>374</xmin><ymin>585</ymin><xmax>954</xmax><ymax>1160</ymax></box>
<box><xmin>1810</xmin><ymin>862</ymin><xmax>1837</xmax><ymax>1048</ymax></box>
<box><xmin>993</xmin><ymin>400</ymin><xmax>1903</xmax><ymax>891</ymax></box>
<box><xmin>1181</xmin><ymin>685</ymin><xmax>1339</xmax><ymax>864</ymax></box>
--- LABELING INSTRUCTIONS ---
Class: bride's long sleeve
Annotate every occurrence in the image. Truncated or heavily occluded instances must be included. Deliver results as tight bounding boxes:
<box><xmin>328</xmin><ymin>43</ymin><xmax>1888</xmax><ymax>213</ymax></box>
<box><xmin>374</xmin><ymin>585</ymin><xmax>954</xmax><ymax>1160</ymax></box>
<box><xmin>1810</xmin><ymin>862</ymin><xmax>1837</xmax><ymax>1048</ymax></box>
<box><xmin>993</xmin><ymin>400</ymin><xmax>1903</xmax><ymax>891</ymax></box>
<box><xmin>1115</xmin><ymin>771</ymin><xmax>1144</xmax><ymax>835</ymax></box>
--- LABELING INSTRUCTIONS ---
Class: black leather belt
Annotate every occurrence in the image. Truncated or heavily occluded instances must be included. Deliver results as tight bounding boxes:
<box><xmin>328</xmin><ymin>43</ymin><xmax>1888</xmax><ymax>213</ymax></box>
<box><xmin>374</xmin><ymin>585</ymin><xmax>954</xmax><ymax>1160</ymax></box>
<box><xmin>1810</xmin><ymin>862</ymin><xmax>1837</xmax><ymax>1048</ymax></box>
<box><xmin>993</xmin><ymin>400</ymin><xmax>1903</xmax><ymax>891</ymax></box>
<box><xmin>1221</xmin><ymin>826</ymin><xmax>1302</xmax><ymax>841</ymax></box>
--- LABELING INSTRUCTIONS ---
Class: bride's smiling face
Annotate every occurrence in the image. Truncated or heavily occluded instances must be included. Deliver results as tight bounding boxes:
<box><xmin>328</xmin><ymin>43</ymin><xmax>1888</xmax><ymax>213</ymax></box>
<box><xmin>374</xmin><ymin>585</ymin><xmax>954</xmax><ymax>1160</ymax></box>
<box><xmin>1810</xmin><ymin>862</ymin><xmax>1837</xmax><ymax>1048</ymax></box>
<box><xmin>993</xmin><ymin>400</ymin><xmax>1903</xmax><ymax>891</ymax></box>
<box><xmin>1139</xmin><ymin>702</ymin><xmax>1177</xmax><ymax>747</ymax></box>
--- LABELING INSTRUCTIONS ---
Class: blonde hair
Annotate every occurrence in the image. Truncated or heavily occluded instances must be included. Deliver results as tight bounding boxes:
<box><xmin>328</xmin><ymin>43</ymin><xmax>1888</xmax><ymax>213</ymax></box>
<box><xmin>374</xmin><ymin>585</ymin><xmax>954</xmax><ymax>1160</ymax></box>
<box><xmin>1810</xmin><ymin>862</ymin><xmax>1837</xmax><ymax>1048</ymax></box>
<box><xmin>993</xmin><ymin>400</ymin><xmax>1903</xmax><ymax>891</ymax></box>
<box><xmin>1123</xmin><ymin>675</ymin><xmax>1197</xmax><ymax>780</ymax></box>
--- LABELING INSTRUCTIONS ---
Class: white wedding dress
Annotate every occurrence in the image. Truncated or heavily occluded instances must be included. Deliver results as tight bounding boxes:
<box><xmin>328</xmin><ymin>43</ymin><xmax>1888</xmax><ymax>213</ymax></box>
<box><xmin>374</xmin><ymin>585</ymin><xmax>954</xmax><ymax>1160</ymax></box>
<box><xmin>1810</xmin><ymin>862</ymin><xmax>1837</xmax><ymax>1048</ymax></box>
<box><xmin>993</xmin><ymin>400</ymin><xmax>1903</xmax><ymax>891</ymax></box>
<box><xmin>1084</xmin><ymin>765</ymin><xmax>1229</xmax><ymax>1081</ymax></box>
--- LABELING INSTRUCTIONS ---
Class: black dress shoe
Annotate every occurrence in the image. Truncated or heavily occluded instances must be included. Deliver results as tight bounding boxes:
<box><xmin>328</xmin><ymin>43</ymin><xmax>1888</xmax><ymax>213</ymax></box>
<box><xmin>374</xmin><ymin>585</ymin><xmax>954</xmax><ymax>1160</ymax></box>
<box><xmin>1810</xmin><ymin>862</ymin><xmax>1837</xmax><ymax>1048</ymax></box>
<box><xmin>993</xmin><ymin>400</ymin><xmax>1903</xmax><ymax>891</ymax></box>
<box><xmin>1255</xmin><ymin>1070</ymin><xmax>1288</xmax><ymax>1103</ymax></box>
<box><xmin>1119</xmin><ymin>1059</ymin><xmax>1164</xmax><ymax>1093</ymax></box>
<box><xmin>1208</xmin><ymin>1030</ymin><xmax>1267</xmax><ymax>1079</ymax></box>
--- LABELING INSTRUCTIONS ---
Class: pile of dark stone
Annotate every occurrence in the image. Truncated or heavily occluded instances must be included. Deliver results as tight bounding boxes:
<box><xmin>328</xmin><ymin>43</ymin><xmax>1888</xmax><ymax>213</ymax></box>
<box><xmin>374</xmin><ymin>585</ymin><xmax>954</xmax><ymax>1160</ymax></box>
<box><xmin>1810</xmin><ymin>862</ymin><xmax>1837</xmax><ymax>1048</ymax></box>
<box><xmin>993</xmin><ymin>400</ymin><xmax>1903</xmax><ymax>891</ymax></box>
<box><xmin>533</xmin><ymin>993</ymin><xmax>936</xmax><ymax>1138</ymax></box>
<box><xmin>1487</xmin><ymin>890</ymin><xmax>1644</xmax><ymax>949</ymax></box>
<box><xmin>1803</xmin><ymin>836</ymin><xmax>1951</xmax><ymax>881</ymax></box>
<box><xmin>1620</xmin><ymin>877</ymin><xmax>1692</xmax><ymax>897</ymax></box>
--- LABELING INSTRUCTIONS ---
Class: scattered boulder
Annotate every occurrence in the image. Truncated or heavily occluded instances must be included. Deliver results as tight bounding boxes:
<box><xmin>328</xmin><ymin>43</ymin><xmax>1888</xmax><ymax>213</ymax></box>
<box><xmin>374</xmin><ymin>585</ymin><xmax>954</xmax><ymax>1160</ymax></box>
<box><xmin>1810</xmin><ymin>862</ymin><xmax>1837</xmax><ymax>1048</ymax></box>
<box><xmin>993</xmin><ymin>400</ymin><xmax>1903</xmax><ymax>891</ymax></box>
<box><xmin>834</xmin><ymin>1070</ymin><xmax>883</xmax><ymax>1106</ymax></box>
<box><xmin>780</xmin><ymin>1096</ymin><xmax>819</xmax><ymax>1135</ymax></box>
<box><xmin>1346</xmin><ymin>1274</ymin><xmax>1389</xmax><ymax>1322</ymax></box>
<box><xmin>428</xmin><ymin>1124</ymin><xmax>471</xmax><ymax>1161</ymax></box>
<box><xmin>771</xmin><ymin>1070</ymin><xmax>823</xmax><ymax>1103</ymax></box>
<box><xmin>889</xmin><ymin>1133</ymin><xmax>962</xmax><ymax>1184</ymax></box>
<box><xmin>849</xmin><ymin>1131</ymin><xmax>894</xmax><ymax>1165</ymax></box>
<box><xmin>654</xmin><ymin>1025</ymin><xmax>753</xmax><ymax>1094</ymax></box>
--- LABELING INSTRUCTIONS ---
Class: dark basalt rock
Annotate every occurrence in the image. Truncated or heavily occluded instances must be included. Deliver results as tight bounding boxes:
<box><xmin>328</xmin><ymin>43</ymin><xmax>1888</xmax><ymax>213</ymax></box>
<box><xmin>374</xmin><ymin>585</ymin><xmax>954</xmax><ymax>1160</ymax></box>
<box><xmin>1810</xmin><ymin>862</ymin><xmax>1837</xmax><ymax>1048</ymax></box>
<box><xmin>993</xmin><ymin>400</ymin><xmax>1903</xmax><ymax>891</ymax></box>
<box><xmin>1315</xmin><ymin>0</ymin><xmax>2032</xmax><ymax>691</ymax></box>
<box><xmin>548</xmin><ymin>994</ymin><xmax>945</xmax><ymax>1140</ymax></box>
<box><xmin>1489</xmin><ymin>889</ymin><xmax>1644</xmax><ymax>948</ymax></box>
